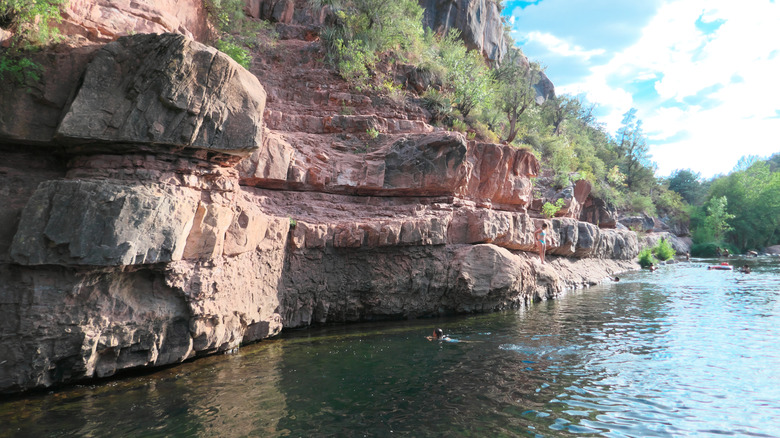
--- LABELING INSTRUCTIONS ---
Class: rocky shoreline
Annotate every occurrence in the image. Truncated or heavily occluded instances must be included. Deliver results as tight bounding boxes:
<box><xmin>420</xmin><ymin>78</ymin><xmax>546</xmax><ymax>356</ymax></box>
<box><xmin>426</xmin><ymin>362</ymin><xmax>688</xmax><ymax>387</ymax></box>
<box><xmin>1</xmin><ymin>3</ymin><xmax>640</xmax><ymax>394</ymax></box>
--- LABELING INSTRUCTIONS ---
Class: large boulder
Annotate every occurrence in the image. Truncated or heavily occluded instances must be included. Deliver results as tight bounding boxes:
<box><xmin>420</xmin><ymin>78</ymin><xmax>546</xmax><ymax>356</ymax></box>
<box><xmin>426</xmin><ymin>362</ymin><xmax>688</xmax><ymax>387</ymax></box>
<box><xmin>553</xmin><ymin>179</ymin><xmax>591</xmax><ymax>218</ymax></box>
<box><xmin>10</xmin><ymin>180</ymin><xmax>199</xmax><ymax>266</ymax></box>
<box><xmin>460</xmin><ymin>142</ymin><xmax>538</xmax><ymax>207</ymax></box>
<box><xmin>382</xmin><ymin>133</ymin><xmax>469</xmax><ymax>195</ymax></box>
<box><xmin>580</xmin><ymin>195</ymin><xmax>618</xmax><ymax>228</ymax></box>
<box><xmin>765</xmin><ymin>245</ymin><xmax>780</xmax><ymax>254</ymax></box>
<box><xmin>57</xmin><ymin>33</ymin><xmax>266</xmax><ymax>155</ymax></box>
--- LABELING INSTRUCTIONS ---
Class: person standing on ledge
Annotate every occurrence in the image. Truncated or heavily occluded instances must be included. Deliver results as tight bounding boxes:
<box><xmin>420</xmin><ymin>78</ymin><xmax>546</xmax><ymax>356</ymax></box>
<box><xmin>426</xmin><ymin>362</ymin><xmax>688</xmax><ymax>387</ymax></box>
<box><xmin>534</xmin><ymin>223</ymin><xmax>549</xmax><ymax>264</ymax></box>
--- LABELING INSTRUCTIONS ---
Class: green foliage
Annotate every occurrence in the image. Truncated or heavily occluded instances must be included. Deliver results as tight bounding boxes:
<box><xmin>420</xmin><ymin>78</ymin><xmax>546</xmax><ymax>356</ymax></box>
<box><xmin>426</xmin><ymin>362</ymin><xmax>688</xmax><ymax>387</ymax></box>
<box><xmin>626</xmin><ymin>193</ymin><xmax>656</xmax><ymax>216</ymax></box>
<box><xmin>434</xmin><ymin>30</ymin><xmax>495</xmax><ymax>117</ymax></box>
<box><xmin>690</xmin><ymin>242</ymin><xmax>717</xmax><ymax>257</ymax></box>
<box><xmin>318</xmin><ymin>0</ymin><xmax>423</xmax><ymax>88</ymax></box>
<box><xmin>333</xmin><ymin>38</ymin><xmax>376</xmax><ymax>90</ymax></box>
<box><xmin>378</xmin><ymin>79</ymin><xmax>405</xmax><ymax>103</ymax></box>
<box><xmin>702</xmin><ymin>195</ymin><xmax>734</xmax><ymax>242</ymax></box>
<box><xmin>690</xmin><ymin>242</ymin><xmax>738</xmax><ymax>258</ymax></box>
<box><xmin>637</xmin><ymin>247</ymin><xmax>657</xmax><ymax>268</ymax></box>
<box><xmin>542</xmin><ymin>198</ymin><xmax>565</xmax><ymax>218</ymax></box>
<box><xmin>421</xmin><ymin>88</ymin><xmax>453</xmax><ymax>124</ymax></box>
<box><xmin>366</xmin><ymin>127</ymin><xmax>379</xmax><ymax>139</ymax></box>
<box><xmin>704</xmin><ymin>159</ymin><xmax>780</xmax><ymax>250</ymax></box>
<box><xmin>451</xmin><ymin>118</ymin><xmax>468</xmax><ymax>133</ymax></box>
<box><xmin>493</xmin><ymin>48</ymin><xmax>538</xmax><ymax>142</ymax></box>
<box><xmin>0</xmin><ymin>0</ymin><xmax>67</xmax><ymax>85</ymax></box>
<box><xmin>204</xmin><ymin>0</ymin><xmax>244</xmax><ymax>31</ymax></box>
<box><xmin>0</xmin><ymin>54</ymin><xmax>41</xmax><ymax>83</ymax></box>
<box><xmin>472</xmin><ymin>120</ymin><xmax>499</xmax><ymax>143</ymax></box>
<box><xmin>667</xmin><ymin>169</ymin><xmax>706</xmax><ymax>205</ymax></box>
<box><xmin>203</xmin><ymin>0</ymin><xmax>273</xmax><ymax>69</ymax></box>
<box><xmin>0</xmin><ymin>0</ymin><xmax>66</xmax><ymax>47</ymax></box>
<box><xmin>652</xmin><ymin>239</ymin><xmax>675</xmax><ymax>261</ymax></box>
<box><xmin>216</xmin><ymin>37</ymin><xmax>251</xmax><ymax>69</ymax></box>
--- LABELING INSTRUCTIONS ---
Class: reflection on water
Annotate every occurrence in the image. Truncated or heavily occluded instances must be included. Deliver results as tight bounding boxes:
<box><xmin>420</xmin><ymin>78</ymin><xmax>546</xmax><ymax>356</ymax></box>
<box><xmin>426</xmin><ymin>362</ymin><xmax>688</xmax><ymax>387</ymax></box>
<box><xmin>2</xmin><ymin>257</ymin><xmax>779</xmax><ymax>437</ymax></box>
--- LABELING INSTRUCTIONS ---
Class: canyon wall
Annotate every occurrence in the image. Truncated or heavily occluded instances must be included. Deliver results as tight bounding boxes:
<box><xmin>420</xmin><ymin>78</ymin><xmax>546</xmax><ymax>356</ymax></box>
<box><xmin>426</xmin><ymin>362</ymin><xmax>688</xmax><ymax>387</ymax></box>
<box><xmin>0</xmin><ymin>4</ymin><xmax>634</xmax><ymax>394</ymax></box>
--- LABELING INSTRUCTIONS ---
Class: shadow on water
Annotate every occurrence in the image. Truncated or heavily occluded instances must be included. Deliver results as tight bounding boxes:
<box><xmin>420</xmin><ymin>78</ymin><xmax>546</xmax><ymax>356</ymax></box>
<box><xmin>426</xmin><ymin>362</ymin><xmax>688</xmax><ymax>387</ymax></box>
<box><xmin>1</xmin><ymin>258</ymin><xmax>780</xmax><ymax>437</ymax></box>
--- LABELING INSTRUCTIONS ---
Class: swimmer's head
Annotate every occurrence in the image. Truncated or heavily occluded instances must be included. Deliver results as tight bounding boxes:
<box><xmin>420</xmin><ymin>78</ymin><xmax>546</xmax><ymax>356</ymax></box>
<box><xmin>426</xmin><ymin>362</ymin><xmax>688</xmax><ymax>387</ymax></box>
<box><xmin>433</xmin><ymin>328</ymin><xmax>443</xmax><ymax>339</ymax></box>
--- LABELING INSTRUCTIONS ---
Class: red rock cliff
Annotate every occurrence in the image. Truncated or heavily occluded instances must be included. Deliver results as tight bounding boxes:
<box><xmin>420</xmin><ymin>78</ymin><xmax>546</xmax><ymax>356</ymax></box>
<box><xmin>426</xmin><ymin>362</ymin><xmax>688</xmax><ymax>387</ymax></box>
<box><xmin>0</xmin><ymin>5</ymin><xmax>638</xmax><ymax>394</ymax></box>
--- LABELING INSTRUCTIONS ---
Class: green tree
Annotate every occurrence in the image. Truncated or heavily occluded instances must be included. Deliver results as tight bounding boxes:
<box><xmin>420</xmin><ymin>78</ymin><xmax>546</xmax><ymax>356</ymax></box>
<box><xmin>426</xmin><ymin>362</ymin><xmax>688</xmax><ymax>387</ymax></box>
<box><xmin>494</xmin><ymin>48</ymin><xmax>539</xmax><ymax>143</ymax></box>
<box><xmin>702</xmin><ymin>195</ymin><xmax>734</xmax><ymax>242</ymax></box>
<box><xmin>708</xmin><ymin>160</ymin><xmax>780</xmax><ymax>250</ymax></box>
<box><xmin>667</xmin><ymin>168</ymin><xmax>706</xmax><ymax>205</ymax></box>
<box><xmin>616</xmin><ymin>108</ymin><xmax>652</xmax><ymax>192</ymax></box>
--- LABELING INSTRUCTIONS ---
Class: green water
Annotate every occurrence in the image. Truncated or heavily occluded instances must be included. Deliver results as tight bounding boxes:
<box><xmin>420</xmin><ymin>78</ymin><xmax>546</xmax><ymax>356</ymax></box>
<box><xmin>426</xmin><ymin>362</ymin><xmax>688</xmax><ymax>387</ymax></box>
<box><xmin>2</xmin><ymin>257</ymin><xmax>779</xmax><ymax>437</ymax></box>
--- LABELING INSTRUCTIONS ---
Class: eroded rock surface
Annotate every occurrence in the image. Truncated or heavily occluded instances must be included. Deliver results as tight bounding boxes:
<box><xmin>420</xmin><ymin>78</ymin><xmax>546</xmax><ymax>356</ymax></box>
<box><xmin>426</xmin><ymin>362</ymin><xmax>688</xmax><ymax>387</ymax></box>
<box><xmin>59</xmin><ymin>0</ymin><xmax>212</xmax><ymax>43</ymax></box>
<box><xmin>58</xmin><ymin>33</ymin><xmax>266</xmax><ymax>155</ymax></box>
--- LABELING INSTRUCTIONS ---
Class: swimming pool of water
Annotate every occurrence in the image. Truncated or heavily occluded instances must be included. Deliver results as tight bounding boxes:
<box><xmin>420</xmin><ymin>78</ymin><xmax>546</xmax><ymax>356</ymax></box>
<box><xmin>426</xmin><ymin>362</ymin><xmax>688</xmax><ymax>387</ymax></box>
<box><xmin>2</xmin><ymin>257</ymin><xmax>779</xmax><ymax>437</ymax></box>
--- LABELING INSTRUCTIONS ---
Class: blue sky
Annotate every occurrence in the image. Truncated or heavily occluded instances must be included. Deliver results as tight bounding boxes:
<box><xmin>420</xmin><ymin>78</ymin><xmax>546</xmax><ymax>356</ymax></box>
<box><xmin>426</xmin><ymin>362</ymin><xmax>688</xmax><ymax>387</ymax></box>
<box><xmin>504</xmin><ymin>0</ymin><xmax>780</xmax><ymax>178</ymax></box>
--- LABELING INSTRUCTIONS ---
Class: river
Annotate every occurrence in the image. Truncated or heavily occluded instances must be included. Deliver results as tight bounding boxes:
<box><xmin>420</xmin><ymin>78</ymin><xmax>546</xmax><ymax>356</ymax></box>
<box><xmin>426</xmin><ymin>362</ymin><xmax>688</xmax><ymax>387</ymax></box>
<box><xmin>1</xmin><ymin>257</ymin><xmax>779</xmax><ymax>437</ymax></box>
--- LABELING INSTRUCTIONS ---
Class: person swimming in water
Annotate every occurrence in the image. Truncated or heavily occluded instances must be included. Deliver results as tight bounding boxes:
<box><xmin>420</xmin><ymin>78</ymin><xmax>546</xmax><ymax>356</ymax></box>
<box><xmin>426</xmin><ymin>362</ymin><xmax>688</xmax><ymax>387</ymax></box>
<box><xmin>426</xmin><ymin>328</ymin><xmax>457</xmax><ymax>342</ymax></box>
<box><xmin>534</xmin><ymin>223</ymin><xmax>549</xmax><ymax>264</ymax></box>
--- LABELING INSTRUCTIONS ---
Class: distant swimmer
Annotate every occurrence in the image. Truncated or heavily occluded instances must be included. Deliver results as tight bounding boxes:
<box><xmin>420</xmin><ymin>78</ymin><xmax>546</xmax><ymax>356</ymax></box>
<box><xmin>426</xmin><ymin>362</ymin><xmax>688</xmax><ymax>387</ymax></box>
<box><xmin>739</xmin><ymin>264</ymin><xmax>751</xmax><ymax>274</ymax></box>
<box><xmin>612</xmin><ymin>276</ymin><xmax>620</xmax><ymax>282</ymax></box>
<box><xmin>427</xmin><ymin>328</ymin><xmax>457</xmax><ymax>342</ymax></box>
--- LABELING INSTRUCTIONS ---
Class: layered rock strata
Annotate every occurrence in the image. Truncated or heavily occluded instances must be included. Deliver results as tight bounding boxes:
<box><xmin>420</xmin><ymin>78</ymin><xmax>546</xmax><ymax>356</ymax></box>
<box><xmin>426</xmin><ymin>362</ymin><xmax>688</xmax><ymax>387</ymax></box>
<box><xmin>0</xmin><ymin>29</ymin><xmax>637</xmax><ymax>394</ymax></box>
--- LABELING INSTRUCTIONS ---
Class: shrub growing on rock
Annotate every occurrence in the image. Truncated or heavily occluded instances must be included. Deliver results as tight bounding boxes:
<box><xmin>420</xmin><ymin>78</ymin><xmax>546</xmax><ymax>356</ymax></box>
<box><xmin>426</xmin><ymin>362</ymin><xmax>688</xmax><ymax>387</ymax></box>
<box><xmin>638</xmin><ymin>247</ymin><xmax>657</xmax><ymax>268</ymax></box>
<box><xmin>652</xmin><ymin>239</ymin><xmax>675</xmax><ymax>261</ymax></box>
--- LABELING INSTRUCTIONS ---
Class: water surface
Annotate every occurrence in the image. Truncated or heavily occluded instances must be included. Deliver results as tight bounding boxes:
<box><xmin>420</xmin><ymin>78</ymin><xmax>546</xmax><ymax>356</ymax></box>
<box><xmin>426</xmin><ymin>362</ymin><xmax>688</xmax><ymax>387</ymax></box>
<box><xmin>2</xmin><ymin>257</ymin><xmax>779</xmax><ymax>437</ymax></box>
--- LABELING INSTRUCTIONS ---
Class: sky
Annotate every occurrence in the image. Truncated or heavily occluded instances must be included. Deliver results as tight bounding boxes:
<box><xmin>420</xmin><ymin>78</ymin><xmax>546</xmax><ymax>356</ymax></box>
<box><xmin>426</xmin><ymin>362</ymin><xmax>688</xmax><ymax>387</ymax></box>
<box><xmin>503</xmin><ymin>0</ymin><xmax>780</xmax><ymax>179</ymax></box>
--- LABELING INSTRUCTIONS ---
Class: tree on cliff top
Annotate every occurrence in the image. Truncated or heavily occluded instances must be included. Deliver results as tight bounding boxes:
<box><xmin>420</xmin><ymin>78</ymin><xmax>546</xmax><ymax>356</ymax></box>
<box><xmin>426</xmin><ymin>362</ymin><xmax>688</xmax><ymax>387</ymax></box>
<box><xmin>494</xmin><ymin>47</ymin><xmax>539</xmax><ymax>143</ymax></box>
<box><xmin>616</xmin><ymin>108</ymin><xmax>654</xmax><ymax>192</ymax></box>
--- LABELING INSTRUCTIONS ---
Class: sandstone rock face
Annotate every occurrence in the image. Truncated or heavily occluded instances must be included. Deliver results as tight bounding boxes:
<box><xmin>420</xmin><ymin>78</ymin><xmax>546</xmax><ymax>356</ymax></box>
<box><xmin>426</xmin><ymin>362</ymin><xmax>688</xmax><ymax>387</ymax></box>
<box><xmin>59</xmin><ymin>0</ymin><xmax>212</xmax><ymax>43</ymax></box>
<box><xmin>553</xmin><ymin>179</ymin><xmax>591</xmax><ymax>219</ymax></box>
<box><xmin>11</xmin><ymin>180</ymin><xmax>199</xmax><ymax>266</ymax></box>
<box><xmin>580</xmin><ymin>195</ymin><xmax>618</xmax><ymax>228</ymax></box>
<box><xmin>417</xmin><ymin>0</ymin><xmax>555</xmax><ymax>101</ymax></box>
<box><xmin>0</xmin><ymin>45</ymin><xmax>98</xmax><ymax>144</ymax></box>
<box><xmin>419</xmin><ymin>0</ymin><xmax>506</xmax><ymax>63</ymax></box>
<box><xmin>57</xmin><ymin>33</ymin><xmax>266</xmax><ymax>155</ymax></box>
<box><xmin>0</xmin><ymin>29</ymin><xmax>629</xmax><ymax>394</ymax></box>
<box><xmin>619</xmin><ymin>215</ymin><xmax>667</xmax><ymax>233</ymax></box>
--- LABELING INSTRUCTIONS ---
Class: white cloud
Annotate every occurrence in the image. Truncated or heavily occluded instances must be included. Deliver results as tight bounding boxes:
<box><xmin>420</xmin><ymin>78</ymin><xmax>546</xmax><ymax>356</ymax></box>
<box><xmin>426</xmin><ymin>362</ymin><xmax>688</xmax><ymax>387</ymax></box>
<box><xmin>522</xmin><ymin>31</ymin><xmax>606</xmax><ymax>60</ymax></box>
<box><xmin>538</xmin><ymin>0</ymin><xmax>780</xmax><ymax>177</ymax></box>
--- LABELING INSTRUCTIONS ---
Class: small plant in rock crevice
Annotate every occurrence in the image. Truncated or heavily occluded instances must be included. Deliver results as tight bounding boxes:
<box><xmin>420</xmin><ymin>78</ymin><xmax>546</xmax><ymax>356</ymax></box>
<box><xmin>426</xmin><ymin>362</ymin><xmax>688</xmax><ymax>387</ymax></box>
<box><xmin>0</xmin><ymin>0</ymin><xmax>67</xmax><ymax>86</ymax></box>
<box><xmin>542</xmin><ymin>198</ymin><xmax>566</xmax><ymax>218</ymax></box>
